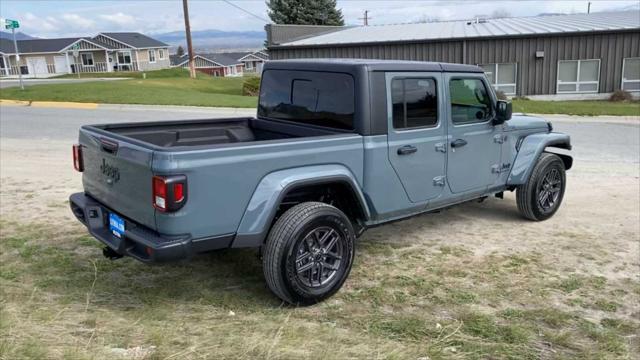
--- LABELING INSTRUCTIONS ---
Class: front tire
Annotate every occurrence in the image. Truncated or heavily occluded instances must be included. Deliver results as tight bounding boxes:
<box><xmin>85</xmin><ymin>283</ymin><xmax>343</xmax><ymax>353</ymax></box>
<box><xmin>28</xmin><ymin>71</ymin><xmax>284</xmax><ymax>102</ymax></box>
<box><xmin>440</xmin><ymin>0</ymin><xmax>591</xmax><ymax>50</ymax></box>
<box><xmin>516</xmin><ymin>153</ymin><xmax>566</xmax><ymax>221</ymax></box>
<box><xmin>263</xmin><ymin>202</ymin><xmax>355</xmax><ymax>305</ymax></box>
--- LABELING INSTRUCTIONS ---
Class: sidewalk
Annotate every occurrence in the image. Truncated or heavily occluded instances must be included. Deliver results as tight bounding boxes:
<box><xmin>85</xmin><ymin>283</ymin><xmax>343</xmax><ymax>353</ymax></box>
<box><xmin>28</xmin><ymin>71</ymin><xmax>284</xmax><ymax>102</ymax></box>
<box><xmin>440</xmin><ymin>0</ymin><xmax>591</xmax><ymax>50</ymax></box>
<box><xmin>0</xmin><ymin>77</ymin><xmax>129</xmax><ymax>89</ymax></box>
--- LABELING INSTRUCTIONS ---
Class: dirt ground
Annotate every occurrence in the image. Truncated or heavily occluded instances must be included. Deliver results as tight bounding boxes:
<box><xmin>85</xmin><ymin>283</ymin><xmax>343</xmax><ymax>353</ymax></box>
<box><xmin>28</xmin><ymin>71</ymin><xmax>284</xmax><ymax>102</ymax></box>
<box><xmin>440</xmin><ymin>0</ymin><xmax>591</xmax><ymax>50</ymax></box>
<box><xmin>1</xmin><ymin>115</ymin><xmax>639</xmax><ymax>359</ymax></box>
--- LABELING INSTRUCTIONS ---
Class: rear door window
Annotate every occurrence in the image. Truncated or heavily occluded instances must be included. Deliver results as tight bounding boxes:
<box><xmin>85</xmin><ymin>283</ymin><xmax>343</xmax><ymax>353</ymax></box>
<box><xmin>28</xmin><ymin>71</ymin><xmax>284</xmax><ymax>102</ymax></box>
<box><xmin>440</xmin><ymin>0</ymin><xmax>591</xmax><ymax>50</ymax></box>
<box><xmin>391</xmin><ymin>78</ymin><xmax>438</xmax><ymax>129</ymax></box>
<box><xmin>258</xmin><ymin>70</ymin><xmax>355</xmax><ymax>130</ymax></box>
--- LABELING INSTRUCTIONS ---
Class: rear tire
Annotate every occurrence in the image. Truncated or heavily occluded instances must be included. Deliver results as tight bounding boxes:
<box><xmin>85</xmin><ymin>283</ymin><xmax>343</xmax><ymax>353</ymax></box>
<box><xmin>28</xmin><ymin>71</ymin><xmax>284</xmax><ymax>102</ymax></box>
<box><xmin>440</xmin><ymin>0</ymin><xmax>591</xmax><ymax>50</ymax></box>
<box><xmin>263</xmin><ymin>202</ymin><xmax>355</xmax><ymax>305</ymax></box>
<box><xmin>516</xmin><ymin>153</ymin><xmax>566</xmax><ymax>221</ymax></box>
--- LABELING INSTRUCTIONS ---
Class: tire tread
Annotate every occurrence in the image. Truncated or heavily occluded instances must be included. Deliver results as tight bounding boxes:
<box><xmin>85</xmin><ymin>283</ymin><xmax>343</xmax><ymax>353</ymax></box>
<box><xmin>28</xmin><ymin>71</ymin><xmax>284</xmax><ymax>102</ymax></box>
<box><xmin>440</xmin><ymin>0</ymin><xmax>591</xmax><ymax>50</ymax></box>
<box><xmin>263</xmin><ymin>202</ymin><xmax>349</xmax><ymax>304</ymax></box>
<box><xmin>516</xmin><ymin>152</ymin><xmax>565</xmax><ymax>221</ymax></box>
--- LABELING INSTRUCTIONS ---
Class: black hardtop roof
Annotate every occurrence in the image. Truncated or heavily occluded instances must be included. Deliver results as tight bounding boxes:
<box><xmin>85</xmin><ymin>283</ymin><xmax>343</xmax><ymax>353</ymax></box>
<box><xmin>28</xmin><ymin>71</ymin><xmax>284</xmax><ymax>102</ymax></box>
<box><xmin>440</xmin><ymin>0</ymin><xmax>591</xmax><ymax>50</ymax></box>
<box><xmin>265</xmin><ymin>58</ymin><xmax>483</xmax><ymax>73</ymax></box>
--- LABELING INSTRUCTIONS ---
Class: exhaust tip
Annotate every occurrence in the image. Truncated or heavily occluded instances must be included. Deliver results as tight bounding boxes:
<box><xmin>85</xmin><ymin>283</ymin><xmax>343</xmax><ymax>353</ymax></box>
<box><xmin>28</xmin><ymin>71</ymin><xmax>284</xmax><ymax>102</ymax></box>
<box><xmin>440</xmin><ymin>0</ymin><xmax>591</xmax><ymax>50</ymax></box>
<box><xmin>103</xmin><ymin>247</ymin><xmax>123</xmax><ymax>260</ymax></box>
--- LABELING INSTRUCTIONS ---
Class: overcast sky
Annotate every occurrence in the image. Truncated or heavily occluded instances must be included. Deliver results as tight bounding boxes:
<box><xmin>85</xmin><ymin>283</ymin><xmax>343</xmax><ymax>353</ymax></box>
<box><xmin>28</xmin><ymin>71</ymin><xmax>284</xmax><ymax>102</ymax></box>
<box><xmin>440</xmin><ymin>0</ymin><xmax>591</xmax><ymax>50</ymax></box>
<box><xmin>1</xmin><ymin>0</ymin><xmax>638</xmax><ymax>37</ymax></box>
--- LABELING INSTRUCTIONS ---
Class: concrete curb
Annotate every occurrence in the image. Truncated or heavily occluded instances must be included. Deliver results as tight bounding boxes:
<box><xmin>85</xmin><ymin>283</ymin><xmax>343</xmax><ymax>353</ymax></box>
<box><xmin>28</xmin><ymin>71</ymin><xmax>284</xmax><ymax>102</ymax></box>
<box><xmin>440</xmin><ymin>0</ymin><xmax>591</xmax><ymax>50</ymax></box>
<box><xmin>0</xmin><ymin>99</ymin><xmax>99</xmax><ymax>109</ymax></box>
<box><xmin>528</xmin><ymin>113</ymin><xmax>640</xmax><ymax>125</ymax></box>
<box><xmin>0</xmin><ymin>99</ymin><xmax>255</xmax><ymax>113</ymax></box>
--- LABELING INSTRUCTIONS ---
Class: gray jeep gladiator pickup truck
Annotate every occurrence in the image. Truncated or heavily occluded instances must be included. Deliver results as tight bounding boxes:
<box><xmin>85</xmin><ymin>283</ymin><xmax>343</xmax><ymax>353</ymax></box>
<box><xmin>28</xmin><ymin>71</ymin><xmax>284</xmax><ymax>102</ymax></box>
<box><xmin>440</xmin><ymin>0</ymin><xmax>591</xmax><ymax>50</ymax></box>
<box><xmin>70</xmin><ymin>59</ymin><xmax>572</xmax><ymax>304</ymax></box>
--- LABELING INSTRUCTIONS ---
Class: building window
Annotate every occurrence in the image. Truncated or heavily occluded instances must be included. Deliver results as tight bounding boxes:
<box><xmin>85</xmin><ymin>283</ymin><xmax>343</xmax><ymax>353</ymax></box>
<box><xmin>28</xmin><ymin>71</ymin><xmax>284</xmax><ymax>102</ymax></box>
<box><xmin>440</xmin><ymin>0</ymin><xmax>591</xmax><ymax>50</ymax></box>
<box><xmin>117</xmin><ymin>51</ymin><xmax>132</xmax><ymax>64</ymax></box>
<box><xmin>622</xmin><ymin>57</ymin><xmax>640</xmax><ymax>92</ymax></box>
<box><xmin>391</xmin><ymin>78</ymin><xmax>438</xmax><ymax>129</ymax></box>
<box><xmin>148</xmin><ymin>50</ymin><xmax>156</xmax><ymax>63</ymax></box>
<box><xmin>449</xmin><ymin>78</ymin><xmax>493</xmax><ymax>125</ymax></box>
<box><xmin>158</xmin><ymin>49</ymin><xmax>165</xmax><ymax>60</ymax></box>
<box><xmin>479</xmin><ymin>63</ymin><xmax>517</xmax><ymax>95</ymax></box>
<box><xmin>245</xmin><ymin>61</ymin><xmax>253</xmax><ymax>70</ymax></box>
<box><xmin>557</xmin><ymin>59</ymin><xmax>600</xmax><ymax>93</ymax></box>
<box><xmin>81</xmin><ymin>53</ymin><xmax>94</xmax><ymax>66</ymax></box>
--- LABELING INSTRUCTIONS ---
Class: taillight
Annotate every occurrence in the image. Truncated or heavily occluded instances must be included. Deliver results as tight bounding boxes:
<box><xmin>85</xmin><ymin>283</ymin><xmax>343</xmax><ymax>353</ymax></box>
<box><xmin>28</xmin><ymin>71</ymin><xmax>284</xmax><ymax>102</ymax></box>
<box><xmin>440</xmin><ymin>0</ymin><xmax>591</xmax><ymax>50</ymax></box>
<box><xmin>72</xmin><ymin>144</ymin><xmax>83</xmax><ymax>172</ymax></box>
<box><xmin>152</xmin><ymin>175</ymin><xmax>187</xmax><ymax>212</ymax></box>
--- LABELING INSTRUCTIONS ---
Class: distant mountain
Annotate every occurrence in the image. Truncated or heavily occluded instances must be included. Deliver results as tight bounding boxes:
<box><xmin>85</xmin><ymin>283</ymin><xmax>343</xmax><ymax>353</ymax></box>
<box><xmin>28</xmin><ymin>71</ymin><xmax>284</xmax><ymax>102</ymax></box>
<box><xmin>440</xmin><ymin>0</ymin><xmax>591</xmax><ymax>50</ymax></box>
<box><xmin>152</xmin><ymin>29</ymin><xmax>265</xmax><ymax>51</ymax></box>
<box><xmin>0</xmin><ymin>31</ymin><xmax>36</xmax><ymax>40</ymax></box>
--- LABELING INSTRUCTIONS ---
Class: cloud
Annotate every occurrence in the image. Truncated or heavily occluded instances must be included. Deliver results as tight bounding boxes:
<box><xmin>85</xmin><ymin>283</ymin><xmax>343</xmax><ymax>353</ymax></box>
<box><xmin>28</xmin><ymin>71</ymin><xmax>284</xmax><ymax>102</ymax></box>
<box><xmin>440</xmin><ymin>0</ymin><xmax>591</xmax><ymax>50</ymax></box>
<box><xmin>60</xmin><ymin>13</ymin><xmax>95</xmax><ymax>30</ymax></box>
<box><xmin>99</xmin><ymin>12</ymin><xmax>136</xmax><ymax>27</ymax></box>
<box><xmin>22</xmin><ymin>12</ymin><xmax>61</xmax><ymax>34</ymax></box>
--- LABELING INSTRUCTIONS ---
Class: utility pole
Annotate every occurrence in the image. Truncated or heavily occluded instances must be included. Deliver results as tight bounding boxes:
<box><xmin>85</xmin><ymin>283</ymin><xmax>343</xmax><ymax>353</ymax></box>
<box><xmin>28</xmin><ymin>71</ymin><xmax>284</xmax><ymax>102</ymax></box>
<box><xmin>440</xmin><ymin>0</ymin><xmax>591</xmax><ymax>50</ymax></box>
<box><xmin>587</xmin><ymin>2</ymin><xmax>591</xmax><ymax>14</ymax></box>
<box><xmin>359</xmin><ymin>10</ymin><xmax>371</xmax><ymax>26</ymax></box>
<box><xmin>182</xmin><ymin>0</ymin><xmax>196</xmax><ymax>79</ymax></box>
<box><xmin>4</xmin><ymin>18</ymin><xmax>23</xmax><ymax>90</ymax></box>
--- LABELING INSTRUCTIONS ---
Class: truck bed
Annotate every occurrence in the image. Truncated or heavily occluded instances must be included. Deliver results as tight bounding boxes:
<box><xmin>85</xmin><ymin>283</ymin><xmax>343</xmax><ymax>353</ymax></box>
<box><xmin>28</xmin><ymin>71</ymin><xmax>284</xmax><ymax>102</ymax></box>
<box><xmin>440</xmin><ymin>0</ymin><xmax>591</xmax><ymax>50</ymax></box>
<box><xmin>88</xmin><ymin>117</ymin><xmax>343</xmax><ymax>149</ymax></box>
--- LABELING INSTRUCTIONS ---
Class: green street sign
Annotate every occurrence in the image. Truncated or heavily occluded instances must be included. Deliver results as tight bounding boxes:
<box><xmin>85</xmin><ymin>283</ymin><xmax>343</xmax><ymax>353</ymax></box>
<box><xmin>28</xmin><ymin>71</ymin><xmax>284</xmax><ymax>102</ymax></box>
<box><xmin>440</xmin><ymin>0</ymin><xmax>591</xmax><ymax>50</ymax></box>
<box><xmin>4</xmin><ymin>19</ymin><xmax>19</xmax><ymax>30</ymax></box>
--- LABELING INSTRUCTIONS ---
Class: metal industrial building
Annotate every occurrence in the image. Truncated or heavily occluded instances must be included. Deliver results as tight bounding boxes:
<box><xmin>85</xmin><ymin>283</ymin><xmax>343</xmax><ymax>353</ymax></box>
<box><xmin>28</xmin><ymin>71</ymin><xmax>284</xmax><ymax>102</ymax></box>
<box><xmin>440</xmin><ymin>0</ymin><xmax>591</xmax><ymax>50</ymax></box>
<box><xmin>267</xmin><ymin>11</ymin><xmax>640</xmax><ymax>98</ymax></box>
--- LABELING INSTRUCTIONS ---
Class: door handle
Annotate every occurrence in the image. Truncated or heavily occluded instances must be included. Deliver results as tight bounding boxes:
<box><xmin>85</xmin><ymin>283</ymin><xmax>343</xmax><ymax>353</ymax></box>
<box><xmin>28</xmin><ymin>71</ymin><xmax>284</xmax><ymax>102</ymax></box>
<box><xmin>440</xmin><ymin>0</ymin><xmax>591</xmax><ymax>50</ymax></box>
<box><xmin>451</xmin><ymin>139</ymin><xmax>468</xmax><ymax>148</ymax></box>
<box><xmin>397</xmin><ymin>145</ymin><xmax>417</xmax><ymax>155</ymax></box>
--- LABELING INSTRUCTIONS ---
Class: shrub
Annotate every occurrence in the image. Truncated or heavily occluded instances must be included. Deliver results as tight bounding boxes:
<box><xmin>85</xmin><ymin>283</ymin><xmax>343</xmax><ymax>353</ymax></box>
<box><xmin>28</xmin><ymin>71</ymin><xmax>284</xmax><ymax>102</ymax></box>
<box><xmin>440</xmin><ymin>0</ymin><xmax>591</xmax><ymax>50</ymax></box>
<box><xmin>609</xmin><ymin>90</ymin><xmax>633</xmax><ymax>102</ymax></box>
<box><xmin>242</xmin><ymin>76</ymin><xmax>261</xmax><ymax>96</ymax></box>
<box><xmin>495</xmin><ymin>90</ymin><xmax>508</xmax><ymax>100</ymax></box>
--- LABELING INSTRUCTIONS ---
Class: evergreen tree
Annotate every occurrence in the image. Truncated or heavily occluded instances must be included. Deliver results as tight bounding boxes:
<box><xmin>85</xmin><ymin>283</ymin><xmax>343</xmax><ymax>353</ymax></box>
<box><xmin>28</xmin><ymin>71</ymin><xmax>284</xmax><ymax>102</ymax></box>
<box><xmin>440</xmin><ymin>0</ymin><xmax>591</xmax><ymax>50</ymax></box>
<box><xmin>176</xmin><ymin>45</ymin><xmax>185</xmax><ymax>57</ymax></box>
<box><xmin>267</xmin><ymin>0</ymin><xmax>344</xmax><ymax>26</ymax></box>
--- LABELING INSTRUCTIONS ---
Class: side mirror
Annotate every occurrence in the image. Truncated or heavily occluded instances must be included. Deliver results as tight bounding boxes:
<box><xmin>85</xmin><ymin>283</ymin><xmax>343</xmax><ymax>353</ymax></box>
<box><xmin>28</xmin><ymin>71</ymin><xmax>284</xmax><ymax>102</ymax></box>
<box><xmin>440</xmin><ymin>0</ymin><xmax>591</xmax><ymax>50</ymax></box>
<box><xmin>493</xmin><ymin>100</ymin><xmax>512</xmax><ymax>125</ymax></box>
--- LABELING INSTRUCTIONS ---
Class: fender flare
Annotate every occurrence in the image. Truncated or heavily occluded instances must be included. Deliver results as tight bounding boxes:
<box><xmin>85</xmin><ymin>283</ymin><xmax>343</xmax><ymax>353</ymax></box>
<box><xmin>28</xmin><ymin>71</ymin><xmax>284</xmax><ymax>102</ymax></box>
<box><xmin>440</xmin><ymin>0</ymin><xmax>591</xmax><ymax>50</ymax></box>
<box><xmin>231</xmin><ymin>164</ymin><xmax>371</xmax><ymax>248</ymax></box>
<box><xmin>507</xmin><ymin>132</ymin><xmax>572</xmax><ymax>185</ymax></box>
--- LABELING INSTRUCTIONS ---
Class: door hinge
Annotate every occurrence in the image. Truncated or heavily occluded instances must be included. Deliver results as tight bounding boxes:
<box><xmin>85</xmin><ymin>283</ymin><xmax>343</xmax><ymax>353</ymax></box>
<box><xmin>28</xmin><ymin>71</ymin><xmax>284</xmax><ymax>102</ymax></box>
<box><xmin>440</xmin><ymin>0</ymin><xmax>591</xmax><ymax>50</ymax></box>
<box><xmin>491</xmin><ymin>163</ymin><xmax>511</xmax><ymax>173</ymax></box>
<box><xmin>435</xmin><ymin>142</ymin><xmax>447</xmax><ymax>153</ymax></box>
<box><xmin>433</xmin><ymin>176</ymin><xmax>446</xmax><ymax>186</ymax></box>
<box><xmin>493</xmin><ymin>134</ymin><xmax>507</xmax><ymax>144</ymax></box>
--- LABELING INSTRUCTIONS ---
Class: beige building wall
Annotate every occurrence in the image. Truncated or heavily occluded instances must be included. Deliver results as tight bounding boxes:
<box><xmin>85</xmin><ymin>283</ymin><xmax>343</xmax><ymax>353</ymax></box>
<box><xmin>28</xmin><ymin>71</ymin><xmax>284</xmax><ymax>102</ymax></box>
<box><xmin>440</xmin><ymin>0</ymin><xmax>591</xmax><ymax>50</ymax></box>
<box><xmin>135</xmin><ymin>48</ymin><xmax>171</xmax><ymax>71</ymax></box>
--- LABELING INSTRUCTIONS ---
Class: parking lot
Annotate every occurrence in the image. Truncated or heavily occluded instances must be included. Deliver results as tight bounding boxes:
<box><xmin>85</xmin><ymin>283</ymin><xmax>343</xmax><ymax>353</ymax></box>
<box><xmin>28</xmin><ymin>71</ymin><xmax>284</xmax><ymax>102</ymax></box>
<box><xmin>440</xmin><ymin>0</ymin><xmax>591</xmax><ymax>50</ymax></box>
<box><xmin>1</xmin><ymin>104</ymin><xmax>638</xmax><ymax>358</ymax></box>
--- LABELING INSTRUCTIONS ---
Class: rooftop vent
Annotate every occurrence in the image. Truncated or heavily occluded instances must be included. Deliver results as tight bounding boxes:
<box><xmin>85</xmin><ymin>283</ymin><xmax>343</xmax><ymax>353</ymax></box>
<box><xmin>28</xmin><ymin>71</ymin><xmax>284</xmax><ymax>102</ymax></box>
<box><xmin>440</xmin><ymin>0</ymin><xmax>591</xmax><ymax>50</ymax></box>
<box><xmin>467</xmin><ymin>17</ymin><xmax>488</xmax><ymax>25</ymax></box>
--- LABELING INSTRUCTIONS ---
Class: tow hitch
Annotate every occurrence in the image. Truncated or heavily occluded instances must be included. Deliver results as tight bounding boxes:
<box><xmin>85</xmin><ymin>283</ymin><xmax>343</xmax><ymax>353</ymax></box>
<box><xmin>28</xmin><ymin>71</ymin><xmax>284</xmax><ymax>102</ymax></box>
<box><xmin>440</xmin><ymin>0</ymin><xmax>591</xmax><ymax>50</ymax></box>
<box><xmin>103</xmin><ymin>247</ymin><xmax>123</xmax><ymax>260</ymax></box>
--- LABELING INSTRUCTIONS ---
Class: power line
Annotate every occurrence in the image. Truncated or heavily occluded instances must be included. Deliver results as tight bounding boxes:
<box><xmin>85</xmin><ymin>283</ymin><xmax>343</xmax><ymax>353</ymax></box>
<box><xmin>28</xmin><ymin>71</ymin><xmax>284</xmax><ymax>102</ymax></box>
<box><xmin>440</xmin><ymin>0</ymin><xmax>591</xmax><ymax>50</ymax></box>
<box><xmin>358</xmin><ymin>10</ymin><xmax>371</xmax><ymax>26</ymax></box>
<box><xmin>222</xmin><ymin>0</ymin><xmax>270</xmax><ymax>23</ymax></box>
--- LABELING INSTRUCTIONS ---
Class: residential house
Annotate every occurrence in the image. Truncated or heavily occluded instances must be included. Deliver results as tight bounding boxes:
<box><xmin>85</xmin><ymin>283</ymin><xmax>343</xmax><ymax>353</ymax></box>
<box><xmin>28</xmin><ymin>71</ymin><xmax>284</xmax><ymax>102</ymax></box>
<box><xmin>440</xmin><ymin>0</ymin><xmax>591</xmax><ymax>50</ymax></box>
<box><xmin>0</xmin><ymin>32</ymin><xmax>170</xmax><ymax>77</ymax></box>
<box><xmin>238</xmin><ymin>50</ymin><xmax>269</xmax><ymax>73</ymax></box>
<box><xmin>170</xmin><ymin>50</ymin><xmax>269</xmax><ymax>76</ymax></box>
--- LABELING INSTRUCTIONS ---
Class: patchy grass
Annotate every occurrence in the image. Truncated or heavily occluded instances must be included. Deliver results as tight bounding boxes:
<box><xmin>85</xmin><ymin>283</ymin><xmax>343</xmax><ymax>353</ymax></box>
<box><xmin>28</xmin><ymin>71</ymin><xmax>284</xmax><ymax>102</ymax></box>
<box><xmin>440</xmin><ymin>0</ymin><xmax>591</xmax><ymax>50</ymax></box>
<box><xmin>1</xmin><ymin>220</ymin><xmax>638</xmax><ymax>359</ymax></box>
<box><xmin>0</xmin><ymin>68</ymin><xmax>257</xmax><ymax>108</ymax></box>
<box><xmin>512</xmin><ymin>99</ymin><xmax>640</xmax><ymax>116</ymax></box>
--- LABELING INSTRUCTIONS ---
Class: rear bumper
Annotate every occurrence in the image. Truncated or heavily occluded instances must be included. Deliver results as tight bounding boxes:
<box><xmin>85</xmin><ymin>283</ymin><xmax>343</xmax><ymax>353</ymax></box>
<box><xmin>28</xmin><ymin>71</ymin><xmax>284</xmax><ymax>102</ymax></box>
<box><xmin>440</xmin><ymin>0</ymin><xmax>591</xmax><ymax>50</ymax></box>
<box><xmin>69</xmin><ymin>192</ymin><xmax>233</xmax><ymax>263</ymax></box>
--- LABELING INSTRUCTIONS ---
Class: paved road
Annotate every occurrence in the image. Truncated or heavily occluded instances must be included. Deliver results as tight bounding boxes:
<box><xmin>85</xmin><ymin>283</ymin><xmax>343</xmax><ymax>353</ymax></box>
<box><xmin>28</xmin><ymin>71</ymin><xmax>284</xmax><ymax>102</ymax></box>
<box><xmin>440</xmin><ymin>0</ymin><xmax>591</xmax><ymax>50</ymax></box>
<box><xmin>0</xmin><ymin>104</ymin><xmax>255</xmax><ymax>140</ymax></box>
<box><xmin>0</xmin><ymin>77</ymin><xmax>129</xmax><ymax>89</ymax></box>
<box><xmin>0</xmin><ymin>104</ymin><xmax>637</xmax><ymax>166</ymax></box>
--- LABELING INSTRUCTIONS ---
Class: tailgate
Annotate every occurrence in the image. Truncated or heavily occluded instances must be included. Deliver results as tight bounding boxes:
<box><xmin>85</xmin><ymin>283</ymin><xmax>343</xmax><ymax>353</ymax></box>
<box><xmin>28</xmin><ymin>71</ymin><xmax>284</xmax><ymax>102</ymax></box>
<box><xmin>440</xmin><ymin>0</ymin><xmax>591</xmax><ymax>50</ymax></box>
<box><xmin>79</xmin><ymin>127</ymin><xmax>156</xmax><ymax>230</ymax></box>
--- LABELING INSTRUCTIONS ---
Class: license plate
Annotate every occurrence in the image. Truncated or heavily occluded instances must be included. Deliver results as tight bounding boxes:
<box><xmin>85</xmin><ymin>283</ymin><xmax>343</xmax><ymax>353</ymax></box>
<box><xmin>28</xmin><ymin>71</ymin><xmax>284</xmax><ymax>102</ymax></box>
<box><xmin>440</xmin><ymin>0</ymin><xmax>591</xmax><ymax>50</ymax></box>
<box><xmin>109</xmin><ymin>213</ymin><xmax>125</xmax><ymax>238</ymax></box>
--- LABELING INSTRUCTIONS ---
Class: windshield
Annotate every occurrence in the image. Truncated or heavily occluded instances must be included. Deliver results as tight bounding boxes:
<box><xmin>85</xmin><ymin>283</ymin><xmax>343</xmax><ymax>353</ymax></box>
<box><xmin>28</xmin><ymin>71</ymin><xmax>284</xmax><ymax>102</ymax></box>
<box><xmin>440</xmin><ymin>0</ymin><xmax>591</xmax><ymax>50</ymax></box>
<box><xmin>258</xmin><ymin>70</ymin><xmax>355</xmax><ymax>131</ymax></box>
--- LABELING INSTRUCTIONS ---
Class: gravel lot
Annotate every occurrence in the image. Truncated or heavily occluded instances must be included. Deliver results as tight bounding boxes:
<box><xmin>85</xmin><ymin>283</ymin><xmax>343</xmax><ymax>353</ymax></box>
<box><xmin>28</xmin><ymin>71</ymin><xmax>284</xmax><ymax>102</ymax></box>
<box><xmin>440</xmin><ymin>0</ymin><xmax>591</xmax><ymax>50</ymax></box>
<box><xmin>1</xmin><ymin>104</ymin><xmax>638</xmax><ymax>359</ymax></box>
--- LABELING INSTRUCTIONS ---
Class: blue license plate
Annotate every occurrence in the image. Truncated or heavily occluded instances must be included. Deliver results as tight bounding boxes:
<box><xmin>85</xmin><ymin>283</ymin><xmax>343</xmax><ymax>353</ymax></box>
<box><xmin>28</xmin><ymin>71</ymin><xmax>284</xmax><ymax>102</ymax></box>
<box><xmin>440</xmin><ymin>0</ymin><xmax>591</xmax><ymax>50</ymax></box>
<box><xmin>109</xmin><ymin>213</ymin><xmax>125</xmax><ymax>238</ymax></box>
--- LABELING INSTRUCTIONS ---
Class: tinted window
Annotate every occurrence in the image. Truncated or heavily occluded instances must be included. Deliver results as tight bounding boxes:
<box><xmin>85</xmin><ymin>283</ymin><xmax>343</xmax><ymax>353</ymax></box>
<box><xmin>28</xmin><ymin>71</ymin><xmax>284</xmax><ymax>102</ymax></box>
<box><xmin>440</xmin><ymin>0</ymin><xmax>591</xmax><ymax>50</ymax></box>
<box><xmin>392</xmin><ymin>78</ymin><xmax>438</xmax><ymax>129</ymax></box>
<box><xmin>449</xmin><ymin>78</ymin><xmax>493</xmax><ymax>125</ymax></box>
<box><xmin>258</xmin><ymin>70</ymin><xmax>355</xmax><ymax>130</ymax></box>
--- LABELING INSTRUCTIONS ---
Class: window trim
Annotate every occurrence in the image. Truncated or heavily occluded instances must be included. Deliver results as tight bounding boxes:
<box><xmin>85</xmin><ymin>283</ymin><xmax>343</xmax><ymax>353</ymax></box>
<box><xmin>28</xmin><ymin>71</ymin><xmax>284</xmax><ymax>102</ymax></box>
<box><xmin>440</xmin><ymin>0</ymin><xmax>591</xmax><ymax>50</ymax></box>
<box><xmin>621</xmin><ymin>57</ymin><xmax>640</xmax><ymax>92</ymax></box>
<box><xmin>148</xmin><ymin>49</ymin><xmax>156</xmax><ymax>63</ymax></box>
<box><xmin>449</xmin><ymin>75</ymin><xmax>495</xmax><ymax>127</ymax></box>
<box><xmin>158</xmin><ymin>49</ymin><xmax>165</xmax><ymax>60</ymax></box>
<box><xmin>390</xmin><ymin>76</ymin><xmax>439</xmax><ymax>131</ymax></box>
<box><xmin>80</xmin><ymin>52</ymin><xmax>95</xmax><ymax>67</ymax></box>
<box><xmin>556</xmin><ymin>59</ymin><xmax>601</xmax><ymax>94</ymax></box>
<box><xmin>479</xmin><ymin>62</ymin><xmax>517</xmax><ymax>95</ymax></box>
<box><xmin>117</xmin><ymin>50</ymin><xmax>132</xmax><ymax>65</ymax></box>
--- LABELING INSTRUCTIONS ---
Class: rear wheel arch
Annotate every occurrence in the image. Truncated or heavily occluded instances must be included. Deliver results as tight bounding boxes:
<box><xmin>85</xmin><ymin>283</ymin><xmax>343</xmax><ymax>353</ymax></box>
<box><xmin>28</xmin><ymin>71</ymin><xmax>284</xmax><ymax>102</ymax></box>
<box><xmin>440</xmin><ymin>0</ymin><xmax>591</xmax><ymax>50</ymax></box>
<box><xmin>274</xmin><ymin>179</ymin><xmax>369</xmax><ymax>236</ymax></box>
